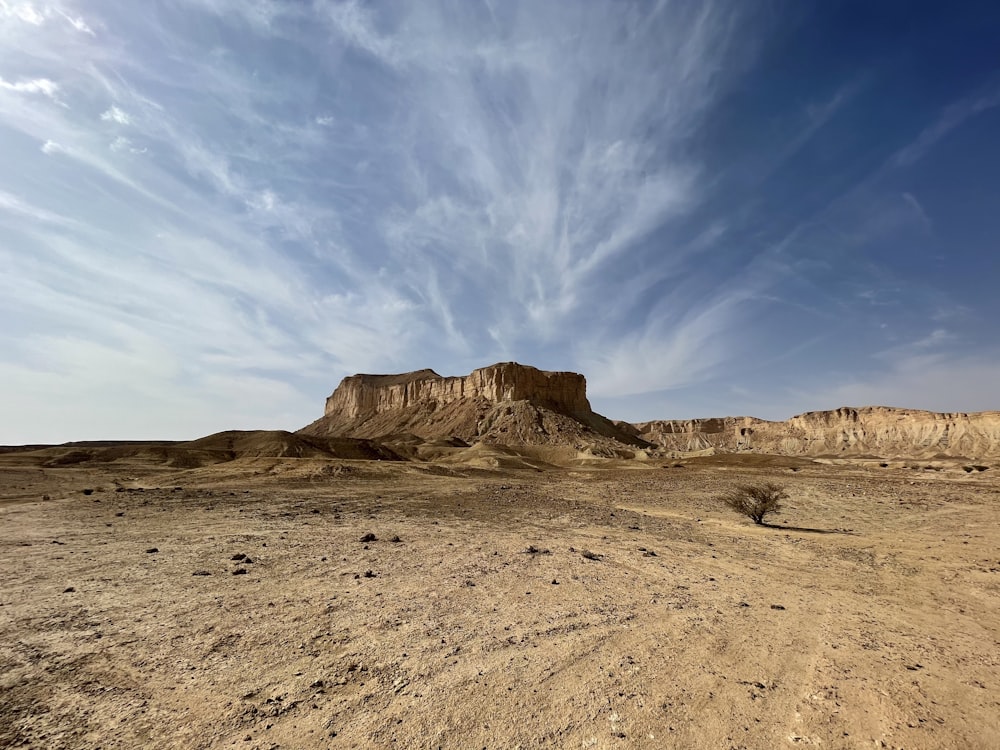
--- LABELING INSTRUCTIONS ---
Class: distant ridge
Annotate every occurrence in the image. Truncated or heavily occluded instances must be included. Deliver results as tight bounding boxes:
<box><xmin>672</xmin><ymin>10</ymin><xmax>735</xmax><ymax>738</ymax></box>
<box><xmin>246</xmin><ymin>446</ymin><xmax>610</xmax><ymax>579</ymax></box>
<box><xmin>630</xmin><ymin>406</ymin><xmax>1000</xmax><ymax>459</ymax></box>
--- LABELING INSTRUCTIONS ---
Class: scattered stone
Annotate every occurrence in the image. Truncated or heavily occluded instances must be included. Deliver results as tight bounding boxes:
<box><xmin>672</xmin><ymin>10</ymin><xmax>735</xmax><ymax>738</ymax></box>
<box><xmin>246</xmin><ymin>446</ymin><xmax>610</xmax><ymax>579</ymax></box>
<box><xmin>770</xmin><ymin>604</ymin><xmax>786</xmax><ymax>610</ymax></box>
<box><xmin>739</xmin><ymin>602</ymin><xmax>750</xmax><ymax>607</ymax></box>
<box><xmin>63</xmin><ymin>586</ymin><xmax>75</xmax><ymax>593</ymax></box>
<box><xmin>82</xmin><ymin>488</ymin><xmax>94</xmax><ymax>495</ymax></box>
<box><xmin>145</xmin><ymin>548</ymin><xmax>159</xmax><ymax>554</ymax></box>
<box><xmin>192</xmin><ymin>570</ymin><xmax>212</xmax><ymax>576</ymax></box>
<box><xmin>116</xmin><ymin>512</ymin><xmax>125</xmax><ymax>517</ymax></box>
<box><xmin>231</xmin><ymin>553</ymin><xmax>247</xmax><ymax>561</ymax></box>
<box><xmin>552</xmin><ymin>579</ymin><xmax>559</xmax><ymax>585</ymax></box>
<box><xmin>233</xmin><ymin>568</ymin><xmax>248</xmax><ymax>575</ymax></box>
<box><xmin>359</xmin><ymin>533</ymin><xmax>377</xmax><ymax>543</ymax></box>
<box><xmin>390</xmin><ymin>535</ymin><xmax>402</xmax><ymax>543</ymax></box>
<box><xmin>581</xmin><ymin>550</ymin><xmax>602</xmax><ymax>561</ymax></box>
<box><xmin>363</xmin><ymin>570</ymin><xmax>376</xmax><ymax>578</ymax></box>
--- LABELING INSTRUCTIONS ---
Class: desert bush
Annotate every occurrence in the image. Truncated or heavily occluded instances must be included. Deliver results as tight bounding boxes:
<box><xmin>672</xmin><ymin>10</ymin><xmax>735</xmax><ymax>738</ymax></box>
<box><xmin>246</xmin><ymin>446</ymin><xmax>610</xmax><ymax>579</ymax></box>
<box><xmin>718</xmin><ymin>482</ymin><xmax>788</xmax><ymax>525</ymax></box>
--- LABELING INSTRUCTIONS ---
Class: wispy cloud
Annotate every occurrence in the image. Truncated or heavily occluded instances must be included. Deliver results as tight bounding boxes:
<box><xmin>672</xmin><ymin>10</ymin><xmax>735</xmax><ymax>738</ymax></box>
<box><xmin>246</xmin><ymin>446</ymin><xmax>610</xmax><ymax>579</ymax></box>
<box><xmin>892</xmin><ymin>85</ymin><xmax>1000</xmax><ymax>167</ymax></box>
<box><xmin>1</xmin><ymin>0</ymin><xmax>997</xmax><ymax>441</ymax></box>
<box><xmin>0</xmin><ymin>189</ymin><xmax>77</xmax><ymax>225</ymax></box>
<box><xmin>58</xmin><ymin>9</ymin><xmax>94</xmax><ymax>35</ymax></box>
<box><xmin>901</xmin><ymin>191</ymin><xmax>932</xmax><ymax>231</ymax></box>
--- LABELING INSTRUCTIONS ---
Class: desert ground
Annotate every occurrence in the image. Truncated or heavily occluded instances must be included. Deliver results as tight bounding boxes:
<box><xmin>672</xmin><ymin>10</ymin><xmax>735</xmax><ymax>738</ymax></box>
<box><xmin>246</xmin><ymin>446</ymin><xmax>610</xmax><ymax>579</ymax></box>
<box><xmin>1</xmin><ymin>449</ymin><xmax>998</xmax><ymax>749</ymax></box>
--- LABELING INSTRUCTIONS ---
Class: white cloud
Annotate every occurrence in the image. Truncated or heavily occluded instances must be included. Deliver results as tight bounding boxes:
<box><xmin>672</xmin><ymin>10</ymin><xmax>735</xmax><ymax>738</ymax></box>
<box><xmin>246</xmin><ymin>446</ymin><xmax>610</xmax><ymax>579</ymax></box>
<box><xmin>320</xmin><ymin>0</ymin><xmax>400</xmax><ymax>66</ymax></box>
<box><xmin>109</xmin><ymin>135</ymin><xmax>145</xmax><ymax>153</ymax></box>
<box><xmin>0</xmin><ymin>1</ymin><xmax>45</xmax><ymax>25</ymax></box>
<box><xmin>9</xmin><ymin>0</ymin><xmax>988</xmax><ymax>443</ymax></box>
<box><xmin>0</xmin><ymin>75</ymin><xmax>58</xmax><ymax>97</ymax></box>
<box><xmin>101</xmin><ymin>105</ymin><xmax>131</xmax><ymax>125</ymax></box>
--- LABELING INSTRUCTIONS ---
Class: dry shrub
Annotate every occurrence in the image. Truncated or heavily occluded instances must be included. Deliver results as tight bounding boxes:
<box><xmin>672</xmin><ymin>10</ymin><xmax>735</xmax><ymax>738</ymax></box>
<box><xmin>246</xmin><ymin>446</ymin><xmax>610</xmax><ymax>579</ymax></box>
<box><xmin>718</xmin><ymin>482</ymin><xmax>788</xmax><ymax>525</ymax></box>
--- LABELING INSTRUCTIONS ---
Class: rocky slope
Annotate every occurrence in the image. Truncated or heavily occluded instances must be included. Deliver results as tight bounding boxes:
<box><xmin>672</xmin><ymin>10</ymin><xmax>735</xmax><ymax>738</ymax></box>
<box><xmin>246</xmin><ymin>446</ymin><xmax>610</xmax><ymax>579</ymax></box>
<box><xmin>299</xmin><ymin>363</ymin><xmax>649</xmax><ymax>449</ymax></box>
<box><xmin>631</xmin><ymin>406</ymin><xmax>1000</xmax><ymax>459</ymax></box>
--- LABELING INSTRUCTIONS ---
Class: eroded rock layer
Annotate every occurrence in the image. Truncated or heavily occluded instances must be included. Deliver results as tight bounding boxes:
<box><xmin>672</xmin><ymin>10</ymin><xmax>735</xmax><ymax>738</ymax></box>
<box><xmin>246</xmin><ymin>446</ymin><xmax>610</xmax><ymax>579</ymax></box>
<box><xmin>632</xmin><ymin>406</ymin><xmax>1000</xmax><ymax>459</ymax></box>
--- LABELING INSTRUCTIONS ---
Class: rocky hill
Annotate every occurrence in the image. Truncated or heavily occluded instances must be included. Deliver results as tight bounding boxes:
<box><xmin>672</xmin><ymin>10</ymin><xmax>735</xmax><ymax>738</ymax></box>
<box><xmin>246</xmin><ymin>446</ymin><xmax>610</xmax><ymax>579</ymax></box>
<box><xmin>299</xmin><ymin>363</ymin><xmax>999</xmax><ymax>460</ymax></box>
<box><xmin>299</xmin><ymin>362</ymin><xmax>649</xmax><ymax>449</ymax></box>
<box><xmin>630</xmin><ymin>406</ymin><xmax>1000</xmax><ymax>460</ymax></box>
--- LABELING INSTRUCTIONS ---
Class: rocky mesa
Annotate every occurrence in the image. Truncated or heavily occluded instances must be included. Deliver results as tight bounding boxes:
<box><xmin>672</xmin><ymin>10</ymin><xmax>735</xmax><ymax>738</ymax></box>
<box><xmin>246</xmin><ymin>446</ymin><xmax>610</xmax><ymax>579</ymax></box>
<box><xmin>299</xmin><ymin>362</ymin><xmax>649</xmax><ymax>449</ymax></box>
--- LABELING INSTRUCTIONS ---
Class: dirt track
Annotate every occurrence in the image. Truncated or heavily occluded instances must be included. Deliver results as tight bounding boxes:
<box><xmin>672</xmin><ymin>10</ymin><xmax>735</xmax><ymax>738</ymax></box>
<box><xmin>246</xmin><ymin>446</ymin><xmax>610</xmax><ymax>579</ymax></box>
<box><xmin>1</xmin><ymin>455</ymin><xmax>998</xmax><ymax>749</ymax></box>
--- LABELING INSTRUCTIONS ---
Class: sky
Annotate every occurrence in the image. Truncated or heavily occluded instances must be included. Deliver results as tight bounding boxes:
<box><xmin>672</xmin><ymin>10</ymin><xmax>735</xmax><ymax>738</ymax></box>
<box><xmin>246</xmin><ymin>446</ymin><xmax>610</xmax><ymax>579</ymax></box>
<box><xmin>1</xmin><ymin>0</ymin><xmax>999</xmax><ymax>443</ymax></box>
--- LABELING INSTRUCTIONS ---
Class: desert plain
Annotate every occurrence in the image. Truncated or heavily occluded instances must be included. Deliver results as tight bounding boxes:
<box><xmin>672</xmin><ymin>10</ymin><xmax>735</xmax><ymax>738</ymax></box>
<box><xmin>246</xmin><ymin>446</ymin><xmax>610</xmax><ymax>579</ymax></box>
<box><xmin>3</xmin><ymin>364</ymin><xmax>1000</xmax><ymax>749</ymax></box>
<box><xmin>2</xmin><ymin>446</ymin><xmax>998</xmax><ymax>750</ymax></box>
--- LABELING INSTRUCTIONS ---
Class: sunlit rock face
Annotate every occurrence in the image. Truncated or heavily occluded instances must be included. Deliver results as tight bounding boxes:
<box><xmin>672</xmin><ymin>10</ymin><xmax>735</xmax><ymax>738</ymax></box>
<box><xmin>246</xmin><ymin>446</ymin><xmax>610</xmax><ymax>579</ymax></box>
<box><xmin>633</xmin><ymin>407</ymin><xmax>1000</xmax><ymax>459</ymax></box>
<box><xmin>324</xmin><ymin>363</ymin><xmax>591</xmax><ymax>421</ymax></box>
<box><xmin>300</xmin><ymin>362</ymin><xmax>647</xmax><ymax>449</ymax></box>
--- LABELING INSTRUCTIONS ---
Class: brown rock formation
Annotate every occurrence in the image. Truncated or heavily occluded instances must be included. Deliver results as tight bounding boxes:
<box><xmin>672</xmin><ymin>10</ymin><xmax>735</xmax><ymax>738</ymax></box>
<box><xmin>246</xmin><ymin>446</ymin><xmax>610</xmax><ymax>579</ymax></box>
<box><xmin>633</xmin><ymin>406</ymin><xmax>1000</xmax><ymax>459</ymax></box>
<box><xmin>299</xmin><ymin>362</ymin><xmax>648</xmax><ymax>448</ymax></box>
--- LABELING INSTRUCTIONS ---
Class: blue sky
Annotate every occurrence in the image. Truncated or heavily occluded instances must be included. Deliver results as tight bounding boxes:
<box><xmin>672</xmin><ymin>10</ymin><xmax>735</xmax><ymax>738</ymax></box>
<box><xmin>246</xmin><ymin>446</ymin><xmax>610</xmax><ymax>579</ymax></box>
<box><xmin>1</xmin><ymin>0</ymin><xmax>999</xmax><ymax>442</ymax></box>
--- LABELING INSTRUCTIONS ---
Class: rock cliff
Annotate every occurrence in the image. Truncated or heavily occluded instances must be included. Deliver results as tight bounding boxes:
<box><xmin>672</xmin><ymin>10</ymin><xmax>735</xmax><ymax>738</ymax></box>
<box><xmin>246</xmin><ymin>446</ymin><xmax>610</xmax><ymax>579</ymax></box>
<box><xmin>300</xmin><ymin>362</ymin><xmax>648</xmax><ymax>448</ymax></box>
<box><xmin>632</xmin><ymin>406</ymin><xmax>1000</xmax><ymax>459</ymax></box>
<box><xmin>301</xmin><ymin>363</ymin><xmax>999</xmax><ymax>459</ymax></box>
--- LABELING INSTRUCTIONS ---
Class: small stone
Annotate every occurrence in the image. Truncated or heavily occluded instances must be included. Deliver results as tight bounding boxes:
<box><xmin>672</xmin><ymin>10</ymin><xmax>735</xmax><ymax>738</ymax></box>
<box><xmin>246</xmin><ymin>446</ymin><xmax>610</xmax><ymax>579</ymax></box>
<box><xmin>359</xmin><ymin>533</ymin><xmax>377</xmax><ymax>543</ymax></box>
<box><xmin>233</xmin><ymin>568</ymin><xmax>248</xmax><ymax>575</ymax></box>
<box><xmin>145</xmin><ymin>548</ymin><xmax>159</xmax><ymax>554</ymax></box>
<box><xmin>63</xmin><ymin>586</ymin><xmax>75</xmax><ymax>593</ymax></box>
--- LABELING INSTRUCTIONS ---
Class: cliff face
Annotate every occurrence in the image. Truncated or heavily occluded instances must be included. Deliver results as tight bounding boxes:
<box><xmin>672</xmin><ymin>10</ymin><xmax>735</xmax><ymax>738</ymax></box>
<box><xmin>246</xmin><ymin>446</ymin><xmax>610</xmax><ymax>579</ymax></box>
<box><xmin>302</xmin><ymin>362</ymin><xmax>647</xmax><ymax>448</ymax></box>
<box><xmin>302</xmin><ymin>363</ymin><xmax>999</xmax><ymax>458</ymax></box>
<box><xmin>633</xmin><ymin>407</ymin><xmax>1000</xmax><ymax>459</ymax></box>
<box><xmin>324</xmin><ymin>363</ymin><xmax>590</xmax><ymax>421</ymax></box>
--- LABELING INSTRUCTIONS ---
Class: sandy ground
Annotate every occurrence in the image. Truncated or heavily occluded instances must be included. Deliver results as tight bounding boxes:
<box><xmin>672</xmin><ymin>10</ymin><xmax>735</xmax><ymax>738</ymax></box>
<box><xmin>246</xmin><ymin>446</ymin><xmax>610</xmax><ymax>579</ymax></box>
<box><xmin>1</xmin><ymin>454</ymin><xmax>998</xmax><ymax>749</ymax></box>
